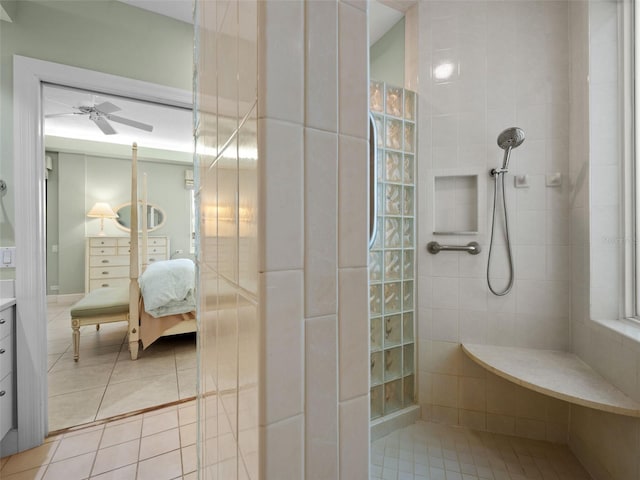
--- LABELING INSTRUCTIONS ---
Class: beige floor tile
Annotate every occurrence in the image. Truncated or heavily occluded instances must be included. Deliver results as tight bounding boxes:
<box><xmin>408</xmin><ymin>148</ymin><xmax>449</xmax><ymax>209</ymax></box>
<box><xmin>47</xmin><ymin>340</ymin><xmax>71</xmax><ymax>355</ymax></box>
<box><xmin>47</xmin><ymin>353</ymin><xmax>64</xmax><ymax>372</ymax></box>
<box><xmin>99</xmin><ymin>419</ymin><xmax>142</xmax><ymax>449</ymax></box>
<box><xmin>1</xmin><ymin>465</ymin><xmax>48</xmax><ymax>480</ymax></box>
<box><xmin>76</xmin><ymin>332</ymin><xmax>127</xmax><ymax>353</ymax></box>
<box><xmin>43</xmin><ymin>451</ymin><xmax>95</xmax><ymax>480</ymax></box>
<box><xmin>1</xmin><ymin>442</ymin><xmax>59</xmax><ymax>476</ymax></box>
<box><xmin>181</xmin><ymin>445</ymin><xmax>197</xmax><ymax>474</ymax></box>
<box><xmin>143</xmin><ymin>403</ymin><xmax>177</xmax><ymax>418</ymax></box>
<box><xmin>182</xmin><ymin>472</ymin><xmax>197</xmax><ymax>480</ymax></box>
<box><xmin>177</xmin><ymin>368</ymin><xmax>197</xmax><ymax>399</ymax></box>
<box><xmin>108</xmin><ymin>355</ymin><xmax>176</xmax><ymax>385</ymax></box>
<box><xmin>91</xmin><ymin>439</ymin><xmax>139</xmax><ymax>477</ymax></box>
<box><xmin>179</xmin><ymin>403</ymin><xmax>197</xmax><ymax>426</ymax></box>
<box><xmin>48</xmin><ymin>363</ymin><xmax>114</xmax><ymax>397</ymax></box>
<box><xmin>136</xmin><ymin>449</ymin><xmax>182</xmax><ymax>480</ymax></box>
<box><xmin>96</xmin><ymin>374</ymin><xmax>179</xmax><ymax>420</ymax></box>
<box><xmin>62</xmin><ymin>424</ymin><xmax>105</xmax><ymax>439</ymax></box>
<box><xmin>88</xmin><ymin>463</ymin><xmax>137</xmax><ymax>480</ymax></box>
<box><xmin>52</xmin><ymin>344</ymin><xmax>122</xmax><ymax>372</ymax></box>
<box><xmin>51</xmin><ymin>429</ymin><xmax>102</xmax><ymax>462</ymax></box>
<box><xmin>179</xmin><ymin>422</ymin><xmax>197</xmax><ymax>447</ymax></box>
<box><xmin>139</xmin><ymin>428</ymin><xmax>180</xmax><ymax>461</ymax></box>
<box><xmin>141</xmin><ymin>409</ymin><xmax>179</xmax><ymax>437</ymax></box>
<box><xmin>48</xmin><ymin>387</ymin><xmax>105</xmax><ymax>432</ymax></box>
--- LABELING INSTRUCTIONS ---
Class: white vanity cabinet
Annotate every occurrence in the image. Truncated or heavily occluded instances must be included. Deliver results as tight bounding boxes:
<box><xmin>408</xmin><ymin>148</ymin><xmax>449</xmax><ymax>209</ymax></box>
<box><xmin>0</xmin><ymin>302</ymin><xmax>15</xmax><ymax>442</ymax></box>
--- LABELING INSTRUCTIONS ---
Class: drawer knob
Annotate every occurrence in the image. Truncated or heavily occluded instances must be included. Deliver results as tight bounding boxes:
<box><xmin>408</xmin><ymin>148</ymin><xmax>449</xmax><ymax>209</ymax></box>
<box><xmin>149</xmin><ymin>258</ymin><xmax>155</xmax><ymax>262</ymax></box>
<box><xmin>0</xmin><ymin>319</ymin><xmax>4</xmax><ymax>325</ymax></box>
<box><xmin>0</xmin><ymin>349</ymin><xmax>5</xmax><ymax>354</ymax></box>
<box><xmin>0</xmin><ymin>391</ymin><xmax>5</xmax><ymax>397</ymax></box>
<box><xmin>101</xmin><ymin>284</ymin><xmax>109</xmax><ymax>287</ymax></box>
<box><xmin>102</xmin><ymin>271</ymin><xmax>109</xmax><ymax>275</ymax></box>
<box><xmin>101</xmin><ymin>260</ymin><xmax>109</xmax><ymax>264</ymax></box>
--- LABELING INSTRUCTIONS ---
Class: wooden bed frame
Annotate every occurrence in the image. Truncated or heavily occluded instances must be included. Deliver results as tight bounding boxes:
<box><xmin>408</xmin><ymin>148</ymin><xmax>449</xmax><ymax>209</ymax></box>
<box><xmin>71</xmin><ymin>143</ymin><xmax>196</xmax><ymax>361</ymax></box>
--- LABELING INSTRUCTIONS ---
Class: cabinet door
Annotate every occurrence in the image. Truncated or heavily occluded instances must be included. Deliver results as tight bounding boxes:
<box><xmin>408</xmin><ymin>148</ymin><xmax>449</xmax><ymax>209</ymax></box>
<box><xmin>0</xmin><ymin>372</ymin><xmax>13</xmax><ymax>439</ymax></box>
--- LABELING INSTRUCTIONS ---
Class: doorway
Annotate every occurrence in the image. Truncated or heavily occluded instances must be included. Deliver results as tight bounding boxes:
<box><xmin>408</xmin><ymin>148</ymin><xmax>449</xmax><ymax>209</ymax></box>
<box><xmin>42</xmin><ymin>83</ymin><xmax>196</xmax><ymax>431</ymax></box>
<box><xmin>11</xmin><ymin>54</ymin><xmax>193</xmax><ymax>453</ymax></box>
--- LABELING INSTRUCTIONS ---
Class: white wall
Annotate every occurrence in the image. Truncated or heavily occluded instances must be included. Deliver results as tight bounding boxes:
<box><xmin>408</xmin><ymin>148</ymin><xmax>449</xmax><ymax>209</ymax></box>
<box><xmin>415</xmin><ymin>0</ymin><xmax>573</xmax><ymax>441</ymax></box>
<box><xmin>0</xmin><ymin>0</ymin><xmax>193</xmax><ymax>280</ymax></box>
<box><xmin>47</xmin><ymin>152</ymin><xmax>193</xmax><ymax>294</ymax></box>
<box><xmin>568</xmin><ymin>2</ymin><xmax>640</xmax><ymax>479</ymax></box>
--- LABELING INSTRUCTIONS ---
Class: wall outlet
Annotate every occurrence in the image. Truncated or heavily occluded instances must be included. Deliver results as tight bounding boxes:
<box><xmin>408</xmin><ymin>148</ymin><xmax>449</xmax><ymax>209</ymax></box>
<box><xmin>52</xmin><ymin>244</ymin><xmax>58</xmax><ymax>253</ymax></box>
<box><xmin>50</xmin><ymin>285</ymin><xmax>59</xmax><ymax>292</ymax></box>
<box><xmin>0</xmin><ymin>247</ymin><xmax>15</xmax><ymax>268</ymax></box>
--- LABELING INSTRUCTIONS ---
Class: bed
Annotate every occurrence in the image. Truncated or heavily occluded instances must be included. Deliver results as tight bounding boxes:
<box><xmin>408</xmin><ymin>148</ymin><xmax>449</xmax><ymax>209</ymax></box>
<box><xmin>70</xmin><ymin>143</ymin><xmax>196</xmax><ymax>361</ymax></box>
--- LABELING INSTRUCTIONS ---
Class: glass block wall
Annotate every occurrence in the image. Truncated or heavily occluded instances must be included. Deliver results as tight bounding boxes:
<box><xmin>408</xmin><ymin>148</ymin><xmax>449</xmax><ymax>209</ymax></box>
<box><xmin>369</xmin><ymin>81</ymin><xmax>417</xmax><ymax>420</ymax></box>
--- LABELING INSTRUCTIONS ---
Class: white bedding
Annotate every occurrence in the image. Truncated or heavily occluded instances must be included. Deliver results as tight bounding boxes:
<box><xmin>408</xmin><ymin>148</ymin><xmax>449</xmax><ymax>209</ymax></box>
<box><xmin>138</xmin><ymin>258</ymin><xmax>196</xmax><ymax>318</ymax></box>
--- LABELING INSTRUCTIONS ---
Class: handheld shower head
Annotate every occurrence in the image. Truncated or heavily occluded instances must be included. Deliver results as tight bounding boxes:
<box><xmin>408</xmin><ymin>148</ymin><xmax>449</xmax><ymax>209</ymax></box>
<box><xmin>497</xmin><ymin>127</ymin><xmax>525</xmax><ymax>171</ymax></box>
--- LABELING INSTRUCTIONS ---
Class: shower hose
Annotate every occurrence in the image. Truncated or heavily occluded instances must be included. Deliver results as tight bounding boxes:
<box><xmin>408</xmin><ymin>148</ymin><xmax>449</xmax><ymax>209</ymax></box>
<box><xmin>487</xmin><ymin>171</ymin><xmax>514</xmax><ymax>296</ymax></box>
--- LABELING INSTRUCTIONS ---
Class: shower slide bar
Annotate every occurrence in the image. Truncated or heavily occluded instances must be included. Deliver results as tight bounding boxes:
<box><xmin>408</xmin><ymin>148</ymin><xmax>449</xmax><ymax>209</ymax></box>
<box><xmin>427</xmin><ymin>241</ymin><xmax>481</xmax><ymax>255</ymax></box>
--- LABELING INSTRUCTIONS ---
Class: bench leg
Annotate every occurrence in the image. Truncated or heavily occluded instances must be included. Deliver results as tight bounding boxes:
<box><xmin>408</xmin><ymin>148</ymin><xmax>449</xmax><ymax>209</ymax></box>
<box><xmin>72</xmin><ymin>319</ymin><xmax>80</xmax><ymax>362</ymax></box>
<box><xmin>129</xmin><ymin>340</ymin><xmax>139</xmax><ymax>360</ymax></box>
<box><xmin>96</xmin><ymin>324</ymin><xmax>100</xmax><ymax>331</ymax></box>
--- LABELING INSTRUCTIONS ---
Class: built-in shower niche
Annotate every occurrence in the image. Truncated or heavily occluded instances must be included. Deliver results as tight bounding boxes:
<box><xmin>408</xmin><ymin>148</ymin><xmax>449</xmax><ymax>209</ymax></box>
<box><xmin>433</xmin><ymin>174</ymin><xmax>479</xmax><ymax>234</ymax></box>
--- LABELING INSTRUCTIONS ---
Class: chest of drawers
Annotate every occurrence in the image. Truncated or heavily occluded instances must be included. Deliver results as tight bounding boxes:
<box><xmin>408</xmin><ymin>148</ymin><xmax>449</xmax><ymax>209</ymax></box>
<box><xmin>85</xmin><ymin>236</ymin><xmax>170</xmax><ymax>292</ymax></box>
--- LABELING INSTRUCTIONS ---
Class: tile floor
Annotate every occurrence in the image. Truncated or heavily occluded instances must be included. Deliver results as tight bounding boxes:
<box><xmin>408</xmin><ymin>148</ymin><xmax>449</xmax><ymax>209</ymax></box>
<box><xmin>2</xmin><ymin>412</ymin><xmax>595</xmax><ymax>480</ymax></box>
<box><xmin>47</xmin><ymin>300</ymin><xmax>197</xmax><ymax>432</ymax></box>
<box><xmin>371</xmin><ymin>421</ymin><xmax>593</xmax><ymax>480</ymax></box>
<box><xmin>0</xmin><ymin>400</ymin><xmax>197</xmax><ymax>480</ymax></box>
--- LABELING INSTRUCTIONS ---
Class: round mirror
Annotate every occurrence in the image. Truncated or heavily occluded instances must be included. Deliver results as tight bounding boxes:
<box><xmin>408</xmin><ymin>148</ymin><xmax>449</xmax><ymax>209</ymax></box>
<box><xmin>114</xmin><ymin>202</ymin><xmax>166</xmax><ymax>232</ymax></box>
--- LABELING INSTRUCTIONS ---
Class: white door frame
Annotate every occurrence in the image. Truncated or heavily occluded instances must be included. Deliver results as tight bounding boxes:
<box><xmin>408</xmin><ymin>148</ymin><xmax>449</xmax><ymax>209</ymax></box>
<box><xmin>12</xmin><ymin>55</ymin><xmax>191</xmax><ymax>452</ymax></box>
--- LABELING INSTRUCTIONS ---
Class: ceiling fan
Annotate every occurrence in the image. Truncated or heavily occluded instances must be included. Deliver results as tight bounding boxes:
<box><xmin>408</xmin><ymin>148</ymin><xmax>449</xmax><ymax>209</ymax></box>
<box><xmin>45</xmin><ymin>101</ymin><xmax>154</xmax><ymax>136</ymax></box>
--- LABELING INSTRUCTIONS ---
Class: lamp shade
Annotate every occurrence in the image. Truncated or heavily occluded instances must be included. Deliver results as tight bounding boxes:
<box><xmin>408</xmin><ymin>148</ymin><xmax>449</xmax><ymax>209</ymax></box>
<box><xmin>87</xmin><ymin>202</ymin><xmax>118</xmax><ymax>219</ymax></box>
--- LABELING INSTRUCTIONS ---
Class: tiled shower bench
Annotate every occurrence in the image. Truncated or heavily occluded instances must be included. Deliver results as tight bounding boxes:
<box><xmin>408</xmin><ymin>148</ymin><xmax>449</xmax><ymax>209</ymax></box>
<box><xmin>462</xmin><ymin>343</ymin><xmax>640</xmax><ymax>417</ymax></box>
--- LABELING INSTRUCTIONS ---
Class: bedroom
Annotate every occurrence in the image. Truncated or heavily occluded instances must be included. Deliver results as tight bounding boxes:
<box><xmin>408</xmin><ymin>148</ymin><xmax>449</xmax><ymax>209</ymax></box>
<box><xmin>0</xmin><ymin>0</ymin><xmax>200</xmax><ymax>448</ymax></box>
<box><xmin>43</xmin><ymin>83</ymin><xmax>197</xmax><ymax>431</ymax></box>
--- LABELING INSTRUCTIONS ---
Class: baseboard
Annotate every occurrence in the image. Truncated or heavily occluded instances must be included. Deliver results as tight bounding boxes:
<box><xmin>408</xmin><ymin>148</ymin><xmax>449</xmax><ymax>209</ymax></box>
<box><xmin>47</xmin><ymin>293</ymin><xmax>83</xmax><ymax>305</ymax></box>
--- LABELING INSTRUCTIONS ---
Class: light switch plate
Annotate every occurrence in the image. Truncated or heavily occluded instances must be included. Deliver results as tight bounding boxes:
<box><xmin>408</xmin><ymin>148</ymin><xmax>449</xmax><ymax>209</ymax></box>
<box><xmin>0</xmin><ymin>247</ymin><xmax>16</xmax><ymax>268</ymax></box>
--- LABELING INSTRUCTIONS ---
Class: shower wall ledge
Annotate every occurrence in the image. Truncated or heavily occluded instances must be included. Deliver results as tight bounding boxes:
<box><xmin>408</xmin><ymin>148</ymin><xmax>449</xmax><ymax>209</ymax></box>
<box><xmin>462</xmin><ymin>343</ymin><xmax>640</xmax><ymax>417</ymax></box>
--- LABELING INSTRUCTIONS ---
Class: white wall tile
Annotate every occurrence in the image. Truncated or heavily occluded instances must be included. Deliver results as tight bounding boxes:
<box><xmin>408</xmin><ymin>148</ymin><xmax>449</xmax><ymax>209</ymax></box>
<box><xmin>258</xmin><ymin>119</ymin><xmax>303</xmax><ymax>272</ymax></box>
<box><xmin>431</xmin><ymin>309</ymin><xmax>459</xmax><ymax>343</ymax></box>
<box><xmin>338</xmin><ymin>2</ymin><xmax>367</xmax><ymax>139</ymax></box>
<box><xmin>304</xmin><ymin>128</ymin><xmax>338</xmax><ymax>317</ymax></box>
<box><xmin>339</xmin><ymin>395</ymin><xmax>369</xmax><ymax>480</ymax></box>
<box><xmin>257</xmin><ymin>0</ymin><xmax>303</xmax><ymax>123</ymax></box>
<box><xmin>338</xmin><ymin>135</ymin><xmax>368</xmax><ymax>268</ymax></box>
<box><xmin>260</xmin><ymin>416</ymin><xmax>304</xmax><ymax>480</ymax></box>
<box><xmin>259</xmin><ymin>270</ymin><xmax>304</xmax><ymax>424</ymax></box>
<box><xmin>431</xmin><ymin>374</ymin><xmax>458</xmax><ymax>408</ymax></box>
<box><xmin>338</xmin><ymin>268</ymin><xmax>369</xmax><ymax>401</ymax></box>
<box><xmin>305</xmin><ymin>0</ymin><xmax>337</xmax><ymax>132</ymax></box>
<box><xmin>432</xmin><ymin>277</ymin><xmax>459</xmax><ymax>309</ymax></box>
<box><xmin>305</xmin><ymin>316</ymin><xmax>338</xmax><ymax>480</ymax></box>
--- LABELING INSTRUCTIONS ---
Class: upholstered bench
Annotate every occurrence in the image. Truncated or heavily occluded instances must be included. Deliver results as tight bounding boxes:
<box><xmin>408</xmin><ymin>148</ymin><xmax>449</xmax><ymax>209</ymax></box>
<box><xmin>70</xmin><ymin>286</ymin><xmax>130</xmax><ymax>361</ymax></box>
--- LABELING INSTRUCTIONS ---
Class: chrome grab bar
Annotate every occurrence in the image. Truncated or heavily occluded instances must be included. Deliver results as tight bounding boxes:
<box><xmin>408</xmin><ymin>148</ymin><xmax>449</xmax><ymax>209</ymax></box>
<box><xmin>427</xmin><ymin>241</ymin><xmax>481</xmax><ymax>255</ymax></box>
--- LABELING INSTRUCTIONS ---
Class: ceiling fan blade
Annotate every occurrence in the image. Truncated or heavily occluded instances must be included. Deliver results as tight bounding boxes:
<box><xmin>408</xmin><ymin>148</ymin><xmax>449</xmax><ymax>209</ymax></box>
<box><xmin>92</xmin><ymin>116</ymin><xmax>117</xmax><ymax>135</ymax></box>
<box><xmin>107</xmin><ymin>114</ymin><xmax>154</xmax><ymax>132</ymax></box>
<box><xmin>95</xmin><ymin>101</ymin><xmax>121</xmax><ymax>114</ymax></box>
<box><xmin>45</xmin><ymin>112</ymin><xmax>84</xmax><ymax>118</ymax></box>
